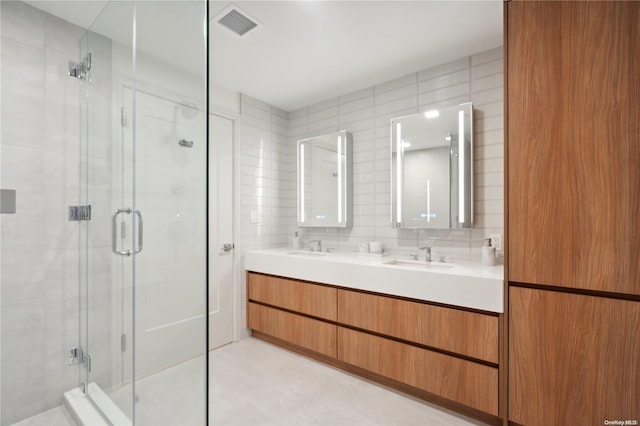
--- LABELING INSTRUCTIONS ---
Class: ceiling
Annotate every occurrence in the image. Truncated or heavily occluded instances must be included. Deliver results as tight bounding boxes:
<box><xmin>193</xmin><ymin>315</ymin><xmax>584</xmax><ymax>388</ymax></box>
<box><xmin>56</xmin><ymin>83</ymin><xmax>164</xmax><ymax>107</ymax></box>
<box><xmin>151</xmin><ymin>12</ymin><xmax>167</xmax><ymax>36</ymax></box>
<box><xmin>211</xmin><ymin>1</ymin><xmax>503</xmax><ymax>111</ymax></box>
<box><xmin>25</xmin><ymin>0</ymin><xmax>503</xmax><ymax>112</ymax></box>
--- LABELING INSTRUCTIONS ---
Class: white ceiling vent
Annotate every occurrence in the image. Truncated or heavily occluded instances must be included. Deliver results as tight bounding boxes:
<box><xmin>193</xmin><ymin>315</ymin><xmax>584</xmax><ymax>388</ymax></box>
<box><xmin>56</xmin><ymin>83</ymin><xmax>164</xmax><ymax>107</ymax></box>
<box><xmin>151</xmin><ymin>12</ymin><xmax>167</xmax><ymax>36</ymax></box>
<box><xmin>214</xmin><ymin>4</ymin><xmax>262</xmax><ymax>38</ymax></box>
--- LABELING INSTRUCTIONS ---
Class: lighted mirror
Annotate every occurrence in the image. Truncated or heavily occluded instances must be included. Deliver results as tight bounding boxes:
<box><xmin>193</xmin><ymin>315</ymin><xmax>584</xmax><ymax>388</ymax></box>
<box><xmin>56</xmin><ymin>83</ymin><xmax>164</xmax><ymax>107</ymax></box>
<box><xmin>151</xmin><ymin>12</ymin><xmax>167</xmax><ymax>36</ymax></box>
<box><xmin>391</xmin><ymin>102</ymin><xmax>473</xmax><ymax>229</ymax></box>
<box><xmin>297</xmin><ymin>130</ymin><xmax>352</xmax><ymax>228</ymax></box>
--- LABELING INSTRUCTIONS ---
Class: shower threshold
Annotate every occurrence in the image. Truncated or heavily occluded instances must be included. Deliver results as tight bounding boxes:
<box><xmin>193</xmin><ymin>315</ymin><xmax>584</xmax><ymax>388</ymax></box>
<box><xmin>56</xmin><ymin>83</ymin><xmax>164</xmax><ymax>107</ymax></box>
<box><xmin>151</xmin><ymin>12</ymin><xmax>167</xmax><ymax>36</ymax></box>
<box><xmin>63</xmin><ymin>383</ymin><xmax>131</xmax><ymax>426</ymax></box>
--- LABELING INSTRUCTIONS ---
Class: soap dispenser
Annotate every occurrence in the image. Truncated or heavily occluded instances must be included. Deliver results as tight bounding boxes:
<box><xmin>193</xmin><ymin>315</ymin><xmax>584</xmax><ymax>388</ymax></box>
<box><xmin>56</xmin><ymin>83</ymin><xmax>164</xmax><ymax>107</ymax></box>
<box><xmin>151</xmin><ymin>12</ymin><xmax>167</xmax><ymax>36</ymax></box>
<box><xmin>292</xmin><ymin>231</ymin><xmax>301</xmax><ymax>249</ymax></box>
<box><xmin>482</xmin><ymin>238</ymin><xmax>497</xmax><ymax>266</ymax></box>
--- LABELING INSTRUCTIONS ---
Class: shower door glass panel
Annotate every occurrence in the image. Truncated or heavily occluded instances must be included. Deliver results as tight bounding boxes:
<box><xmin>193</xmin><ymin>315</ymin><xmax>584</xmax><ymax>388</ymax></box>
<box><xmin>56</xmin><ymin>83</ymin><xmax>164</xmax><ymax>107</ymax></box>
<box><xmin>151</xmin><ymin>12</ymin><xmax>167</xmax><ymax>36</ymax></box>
<box><xmin>80</xmin><ymin>1</ymin><xmax>136</xmax><ymax>422</ymax></box>
<box><xmin>123</xmin><ymin>87</ymin><xmax>206</xmax><ymax>377</ymax></box>
<box><xmin>80</xmin><ymin>1</ymin><xmax>207</xmax><ymax>425</ymax></box>
<box><xmin>131</xmin><ymin>3</ymin><xmax>208</xmax><ymax>423</ymax></box>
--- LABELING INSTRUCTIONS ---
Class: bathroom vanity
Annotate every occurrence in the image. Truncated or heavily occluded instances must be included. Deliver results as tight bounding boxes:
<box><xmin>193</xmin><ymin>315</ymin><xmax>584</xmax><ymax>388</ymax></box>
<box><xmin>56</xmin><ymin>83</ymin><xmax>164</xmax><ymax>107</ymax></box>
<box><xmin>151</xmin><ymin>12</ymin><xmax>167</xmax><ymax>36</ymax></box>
<box><xmin>245</xmin><ymin>249</ymin><xmax>504</xmax><ymax>424</ymax></box>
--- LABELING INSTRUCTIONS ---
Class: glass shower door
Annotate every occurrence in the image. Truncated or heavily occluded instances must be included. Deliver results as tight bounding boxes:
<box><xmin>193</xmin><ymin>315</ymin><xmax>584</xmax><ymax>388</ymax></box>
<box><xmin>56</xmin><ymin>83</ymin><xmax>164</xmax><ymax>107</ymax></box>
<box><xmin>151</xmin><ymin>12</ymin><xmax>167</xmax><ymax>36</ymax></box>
<box><xmin>78</xmin><ymin>1</ymin><xmax>208</xmax><ymax>424</ymax></box>
<box><xmin>78</xmin><ymin>1</ymin><xmax>136</xmax><ymax>422</ymax></box>
<box><xmin>127</xmin><ymin>4</ymin><xmax>207</xmax><ymax>424</ymax></box>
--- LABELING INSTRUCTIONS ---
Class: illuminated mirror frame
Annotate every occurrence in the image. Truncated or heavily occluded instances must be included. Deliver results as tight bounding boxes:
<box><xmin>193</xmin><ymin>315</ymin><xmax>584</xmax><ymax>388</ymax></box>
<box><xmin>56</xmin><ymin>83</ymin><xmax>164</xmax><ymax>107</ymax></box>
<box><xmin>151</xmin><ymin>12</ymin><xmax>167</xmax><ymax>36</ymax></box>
<box><xmin>391</xmin><ymin>102</ymin><xmax>473</xmax><ymax>229</ymax></box>
<box><xmin>297</xmin><ymin>130</ymin><xmax>353</xmax><ymax>228</ymax></box>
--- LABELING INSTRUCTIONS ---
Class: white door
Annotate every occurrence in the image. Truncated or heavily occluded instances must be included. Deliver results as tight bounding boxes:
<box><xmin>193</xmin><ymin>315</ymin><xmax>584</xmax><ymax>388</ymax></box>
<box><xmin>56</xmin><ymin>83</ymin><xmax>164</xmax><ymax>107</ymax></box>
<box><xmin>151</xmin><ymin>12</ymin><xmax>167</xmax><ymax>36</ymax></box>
<box><xmin>209</xmin><ymin>113</ymin><xmax>234</xmax><ymax>349</ymax></box>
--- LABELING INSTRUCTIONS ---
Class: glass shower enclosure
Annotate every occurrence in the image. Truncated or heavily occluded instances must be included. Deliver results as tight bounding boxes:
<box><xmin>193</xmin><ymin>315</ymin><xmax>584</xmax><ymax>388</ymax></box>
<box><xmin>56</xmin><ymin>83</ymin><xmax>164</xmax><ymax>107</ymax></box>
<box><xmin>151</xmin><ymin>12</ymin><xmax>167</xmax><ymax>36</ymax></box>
<box><xmin>1</xmin><ymin>1</ymin><xmax>208</xmax><ymax>424</ymax></box>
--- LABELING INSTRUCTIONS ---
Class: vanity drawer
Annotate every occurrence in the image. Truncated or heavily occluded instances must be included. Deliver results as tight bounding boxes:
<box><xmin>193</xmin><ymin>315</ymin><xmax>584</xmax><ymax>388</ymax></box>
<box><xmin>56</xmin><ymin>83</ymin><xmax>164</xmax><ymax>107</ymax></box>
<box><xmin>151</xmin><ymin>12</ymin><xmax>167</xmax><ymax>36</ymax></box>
<box><xmin>248</xmin><ymin>272</ymin><xmax>337</xmax><ymax>321</ymax></box>
<box><xmin>248</xmin><ymin>302</ymin><xmax>337</xmax><ymax>358</ymax></box>
<box><xmin>337</xmin><ymin>327</ymin><xmax>498</xmax><ymax>415</ymax></box>
<box><xmin>337</xmin><ymin>289</ymin><xmax>498</xmax><ymax>363</ymax></box>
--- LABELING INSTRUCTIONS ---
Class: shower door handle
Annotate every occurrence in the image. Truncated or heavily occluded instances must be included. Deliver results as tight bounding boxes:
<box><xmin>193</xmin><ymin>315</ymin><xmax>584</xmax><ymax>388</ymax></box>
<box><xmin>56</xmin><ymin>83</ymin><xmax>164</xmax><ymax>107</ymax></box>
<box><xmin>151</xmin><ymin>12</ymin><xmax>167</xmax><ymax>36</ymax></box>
<box><xmin>112</xmin><ymin>208</ymin><xmax>143</xmax><ymax>256</ymax></box>
<box><xmin>112</xmin><ymin>208</ymin><xmax>131</xmax><ymax>256</ymax></box>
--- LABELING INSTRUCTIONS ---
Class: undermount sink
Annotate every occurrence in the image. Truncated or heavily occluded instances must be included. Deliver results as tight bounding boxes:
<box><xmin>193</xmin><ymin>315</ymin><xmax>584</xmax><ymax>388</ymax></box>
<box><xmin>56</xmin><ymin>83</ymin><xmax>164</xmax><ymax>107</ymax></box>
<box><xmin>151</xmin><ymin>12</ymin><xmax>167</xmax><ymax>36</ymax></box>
<box><xmin>383</xmin><ymin>259</ymin><xmax>456</xmax><ymax>269</ymax></box>
<box><xmin>287</xmin><ymin>251</ymin><xmax>330</xmax><ymax>257</ymax></box>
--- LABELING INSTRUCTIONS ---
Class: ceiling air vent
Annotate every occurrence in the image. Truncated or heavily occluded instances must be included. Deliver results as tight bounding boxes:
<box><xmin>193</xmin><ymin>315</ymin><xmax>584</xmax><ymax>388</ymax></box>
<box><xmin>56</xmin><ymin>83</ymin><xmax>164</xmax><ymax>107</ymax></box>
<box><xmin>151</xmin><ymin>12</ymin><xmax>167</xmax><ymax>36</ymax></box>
<box><xmin>214</xmin><ymin>4</ymin><xmax>262</xmax><ymax>38</ymax></box>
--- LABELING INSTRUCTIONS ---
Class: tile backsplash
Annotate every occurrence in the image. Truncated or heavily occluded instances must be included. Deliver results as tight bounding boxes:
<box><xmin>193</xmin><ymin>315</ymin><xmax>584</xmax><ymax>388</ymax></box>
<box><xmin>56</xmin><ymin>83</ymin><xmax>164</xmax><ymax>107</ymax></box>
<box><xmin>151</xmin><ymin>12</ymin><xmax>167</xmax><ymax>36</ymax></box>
<box><xmin>238</xmin><ymin>46</ymin><xmax>503</xmax><ymax>264</ymax></box>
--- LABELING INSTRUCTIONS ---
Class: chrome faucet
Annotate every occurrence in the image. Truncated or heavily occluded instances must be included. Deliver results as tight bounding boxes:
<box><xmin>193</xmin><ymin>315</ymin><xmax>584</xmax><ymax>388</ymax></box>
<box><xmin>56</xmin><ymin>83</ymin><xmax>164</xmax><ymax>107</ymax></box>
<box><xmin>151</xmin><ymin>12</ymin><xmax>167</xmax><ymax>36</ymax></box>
<box><xmin>418</xmin><ymin>245</ymin><xmax>431</xmax><ymax>262</ymax></box>
<box><xmin>308</xmin><ymin>239</ymin><xmax>322</xmax><ymax>252</ymax></box>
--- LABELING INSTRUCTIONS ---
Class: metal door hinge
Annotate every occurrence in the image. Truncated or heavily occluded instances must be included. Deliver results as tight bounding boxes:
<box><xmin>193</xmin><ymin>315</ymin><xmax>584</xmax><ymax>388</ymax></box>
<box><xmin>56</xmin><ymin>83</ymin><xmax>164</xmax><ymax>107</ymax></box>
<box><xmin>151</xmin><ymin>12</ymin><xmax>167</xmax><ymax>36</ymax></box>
<box><xmin>69</xmin><ymin>205</ymin><xmax>91</xmax><ymax>221</ymax></box>
<box><xmin>69</xmin><ymin>53</ymin><xmax>91</xmax><ymax>80</ymax></box>
<box><xmin>121</xmin><ymin>334</ymin><xmax>127</xmax><ymax>352</ymax></box>
<box><xmin>83</xmin><ymin>353</ymin><xmax>92</xmax><ymax>372</ymax></box>
<box><xmin>121</xmin><ymin>108</ymin><xmax>127</xmax><ymax>127</ymax></box>
<box><xmin>68</xmin><ymin>347</ymin><xmax>91</xmax><ymax>372</ymax></box>
<box><xmin>69</xmin><ymin>347</ymin><xmax>82</xmax><ymax>365</ymax></box>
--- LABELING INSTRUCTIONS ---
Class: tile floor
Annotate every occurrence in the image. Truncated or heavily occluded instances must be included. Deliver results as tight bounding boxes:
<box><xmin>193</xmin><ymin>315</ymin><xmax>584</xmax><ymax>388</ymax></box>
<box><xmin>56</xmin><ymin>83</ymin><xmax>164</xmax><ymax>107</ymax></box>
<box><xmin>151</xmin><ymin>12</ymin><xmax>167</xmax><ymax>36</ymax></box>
<box><xmin>9</xmin><ymin>406</ymin><xmax>75</xmax><ymax>426</ymax></box>
<box><xmin>12</xmin><ymin>337</ymin><xmax>486</xmax><ymax>426</ymax></box>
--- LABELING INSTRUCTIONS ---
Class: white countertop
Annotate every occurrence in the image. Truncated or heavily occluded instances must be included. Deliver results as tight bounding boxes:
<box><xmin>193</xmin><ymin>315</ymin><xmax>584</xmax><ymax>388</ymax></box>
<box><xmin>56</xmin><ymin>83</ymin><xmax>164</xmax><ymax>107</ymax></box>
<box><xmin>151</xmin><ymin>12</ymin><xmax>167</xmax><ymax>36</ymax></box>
<box><xmin>245</xmin><ymin>248</ymin><xmax>504</xmax><ymax>313</ymax></box>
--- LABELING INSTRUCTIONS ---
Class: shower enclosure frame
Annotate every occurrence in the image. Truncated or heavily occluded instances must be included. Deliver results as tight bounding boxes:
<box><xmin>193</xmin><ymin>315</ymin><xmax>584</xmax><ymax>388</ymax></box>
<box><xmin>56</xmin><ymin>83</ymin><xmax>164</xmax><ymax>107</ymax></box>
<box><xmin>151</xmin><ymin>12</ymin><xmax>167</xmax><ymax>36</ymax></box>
<box><xmin>74</xmin><ymin>1</ymin><xmax>210</xmax><ymax>424</ymax></box>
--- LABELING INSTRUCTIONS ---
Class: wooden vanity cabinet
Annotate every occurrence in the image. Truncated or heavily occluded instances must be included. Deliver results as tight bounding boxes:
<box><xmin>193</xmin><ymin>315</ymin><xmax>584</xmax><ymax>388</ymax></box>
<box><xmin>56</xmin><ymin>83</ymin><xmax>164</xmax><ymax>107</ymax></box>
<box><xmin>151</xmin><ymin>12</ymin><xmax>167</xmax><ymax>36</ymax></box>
<box><xmin>247</xmin><ymin>272</ymin><xmax>337</xmax><ymax>321</ymax></box>
<box><xmin>247</xmin><ymin>273</ymin><xmax>338</xmax><ymax>357</ymax></box>
<box><xmin>337</xmin><ymin>289</ymin><xmax>499</xmax><ymax>364</ymax></box>
<box><xmin>336</xmin><ymin>289</ymin><xmax>500</xmax><ymax>417</ymax></box>
<box><xmin>248</xmin><ymin>303</ymin><xmax>337</xmax><ymax>357</ymax></box>
<box><xmin>337</xmin><ymin>327</ymin><xmax>499</xmax><ymax>415</ymax></box>
<box><xmin>247</xmin><ymin>271</ymin><xmax>501</xmax><ymax>422</ymax></box>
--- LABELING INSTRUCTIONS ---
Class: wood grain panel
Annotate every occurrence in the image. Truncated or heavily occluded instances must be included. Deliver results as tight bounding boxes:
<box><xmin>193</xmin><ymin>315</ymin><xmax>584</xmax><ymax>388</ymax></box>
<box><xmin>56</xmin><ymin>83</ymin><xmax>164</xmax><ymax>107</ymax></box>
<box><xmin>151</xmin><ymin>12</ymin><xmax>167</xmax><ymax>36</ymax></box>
<box><xmin>337</xmin><ymin>289</ymin><xmax>499</xmax><ymax>363</ymax></box>
<box><xmin>338</xmin><ymin>327</ymin><xmax>499</xmax><ymax>415</ymax></box>
<box><xmin>248</xmin><ymin>302</ymin><xmax>337</xmax><ymax>358</ymax></box>
<box><xmin>509</xmin><ymin>287</ymin><xmax>640</xmax><ymax>424</ymax></box>
<box><xmin>507</xmin><ymin>1</ymin><xmax>640</xmax><ymax>295</ymax></box>
<box><xmin>247</xmin><ymin>272</ymin><xmax>337</xmax><ymax>321</ymax></box>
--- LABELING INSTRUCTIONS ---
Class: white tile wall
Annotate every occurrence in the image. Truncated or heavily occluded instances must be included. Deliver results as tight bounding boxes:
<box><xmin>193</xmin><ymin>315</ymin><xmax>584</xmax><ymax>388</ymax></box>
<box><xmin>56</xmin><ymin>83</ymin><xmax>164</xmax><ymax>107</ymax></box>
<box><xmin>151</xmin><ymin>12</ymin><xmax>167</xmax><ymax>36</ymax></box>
<box><xmin>1</xmin><ymin>2</ymin><xmax>113</xmax><ymax>424</ymax></box>
<box><xmin>237</xmin><ymin>47</ymin><xmax>504</xmax><ymax>272</ymax></box>
<box><xmin>236</xmin><ymin>94</ymin><xmax>292</xmax><ymax>330</ymax></box>
<box><xmin>469</xmin><ymin>47</ymin><xmax>504</xmax><ymax>251</ymax></box>
<box><xmin>285</xmin><ymin>48</ymin><xmax>504</xmax><ymax>262</ymax></box>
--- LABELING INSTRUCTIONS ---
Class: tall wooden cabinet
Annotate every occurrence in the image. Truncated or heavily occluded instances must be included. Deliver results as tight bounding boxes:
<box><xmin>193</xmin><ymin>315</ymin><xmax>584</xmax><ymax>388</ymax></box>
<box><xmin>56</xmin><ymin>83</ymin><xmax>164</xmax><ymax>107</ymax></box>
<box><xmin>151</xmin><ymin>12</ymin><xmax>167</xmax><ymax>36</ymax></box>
<box><xmin>507</xmin><ymin>0</ymin><xmax>640</xmax><ymax>295</ymax></box>
<box><xmin>509</xmin><ymin>287</ymin><xmax>640</xmax><ymax>424</ymax></box>
<box><xmin>506</xmin><ymin>1</ymin><xmax>640</xmax><ymax>424</ymax></box>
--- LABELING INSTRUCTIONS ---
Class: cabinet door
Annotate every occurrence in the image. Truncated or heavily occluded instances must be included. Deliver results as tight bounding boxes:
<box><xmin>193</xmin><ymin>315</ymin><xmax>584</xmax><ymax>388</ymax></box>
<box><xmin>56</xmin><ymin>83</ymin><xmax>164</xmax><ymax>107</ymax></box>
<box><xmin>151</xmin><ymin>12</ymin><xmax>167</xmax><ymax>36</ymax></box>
<box><xmin>338</xmin><ymin>289</ymin><xmax>498</xmax><ymax>363</ymax></box>
<box><xmin>338</xmin><ymin>327</ymin><xmax>498</xmax><ymax>415</ymax></box>
<box><xmin>509</xmin><ymin>287</ymin><xmax>640</xmax><ymax>424</ymax></box>
<box><xmin>247</xmin><ymin>272</ymin><xmax>337</xmax><ymax>321</ymax></box>
<box><xmin>507</xmin><ymin>1</ymin><xmax>640</xmax><ymax>295</ymax></box>
<box><xmin>248</xmin><ymin>302</ymin><xmax>337</xmax><ymax>357</ymax></box>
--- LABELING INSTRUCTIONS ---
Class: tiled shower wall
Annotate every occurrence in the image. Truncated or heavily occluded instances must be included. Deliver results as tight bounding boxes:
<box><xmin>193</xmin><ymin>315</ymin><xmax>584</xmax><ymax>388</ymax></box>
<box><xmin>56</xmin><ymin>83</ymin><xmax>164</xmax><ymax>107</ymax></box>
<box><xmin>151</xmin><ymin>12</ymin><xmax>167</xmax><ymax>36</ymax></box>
<box><xmin>2</xmin><ymin>2</ymin><xmax>206</xmax><ymax>422</ymax></box>
<box><xmin>0</xmin><ymin>1</ymin><xmax>112</xmax><ymax>424</ymax></box>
